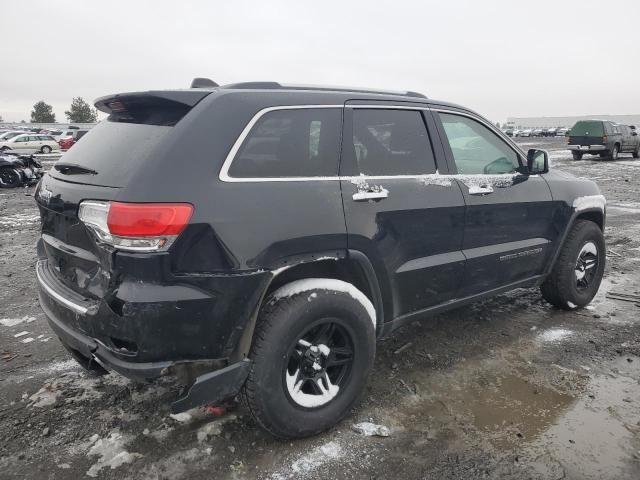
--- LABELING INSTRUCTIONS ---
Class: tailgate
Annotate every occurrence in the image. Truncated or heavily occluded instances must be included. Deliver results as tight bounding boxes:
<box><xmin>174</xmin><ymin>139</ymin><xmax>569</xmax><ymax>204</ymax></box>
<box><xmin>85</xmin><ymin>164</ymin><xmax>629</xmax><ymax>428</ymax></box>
<box><xmin>36</xmin><ymin>174</ymin><xmax>119</xmax><ymax>299</ymax></box>
<box><xmin>569</xmin><ymin>135</ymin><xmax>603</xmax><ymax>146</ymax></box>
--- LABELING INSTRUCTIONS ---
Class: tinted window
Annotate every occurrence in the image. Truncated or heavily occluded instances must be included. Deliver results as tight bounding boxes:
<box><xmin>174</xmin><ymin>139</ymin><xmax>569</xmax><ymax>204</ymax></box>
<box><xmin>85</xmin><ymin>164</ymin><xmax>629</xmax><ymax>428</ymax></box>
<box><xmin>229</xmin><ymin>108</ymin><xmax>341</xmax><ymax>178</ymax></box>
<box><xmin>48</xmin><ymin>121</ymin><xmax>170</xmax><ymax>187</ymax></box>
<box><xmin>350</xmin><ymin>109</ymin><xmax>436</xmax><ymax>175</ymax></box>
<box><xmin>14</xmin><ymin>136</ymin><xmax>27</xmax><ymax>142</ymax></box>
<box><xmin>439</xmin><ymin>113</ymin><xmax>519</xmax><ymax>175</ymax></box>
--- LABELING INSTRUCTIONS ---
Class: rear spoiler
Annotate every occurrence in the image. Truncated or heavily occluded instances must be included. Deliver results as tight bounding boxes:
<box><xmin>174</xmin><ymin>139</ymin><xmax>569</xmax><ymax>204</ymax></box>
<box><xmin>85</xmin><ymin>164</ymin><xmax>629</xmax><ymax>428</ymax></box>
<box><xmin>94</xmin><ymin>90</ymin><xmax>212</xmax><ymax>126</ymax></box>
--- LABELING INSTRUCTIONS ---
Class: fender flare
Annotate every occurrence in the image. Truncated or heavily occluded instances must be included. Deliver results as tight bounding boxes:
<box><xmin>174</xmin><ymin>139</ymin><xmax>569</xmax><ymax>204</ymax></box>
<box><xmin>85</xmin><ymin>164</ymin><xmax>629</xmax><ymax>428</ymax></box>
<box><xmin>230</xmin><ymin>250</ymin><xmax>386</xmax><ymax>360</ymax></box>
<box><xmin>543</xmin><ymin>206</ymin><xmax>605</xmax><ymax>278</ymax></box>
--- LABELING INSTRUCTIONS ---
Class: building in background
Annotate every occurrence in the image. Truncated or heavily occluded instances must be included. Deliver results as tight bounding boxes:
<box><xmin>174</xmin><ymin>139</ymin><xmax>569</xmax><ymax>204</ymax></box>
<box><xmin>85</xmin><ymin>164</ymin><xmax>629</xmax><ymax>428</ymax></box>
<box><xmin>506</xmin><ymin>114</ymin><xmax>640</xmax><ymax>129</ymax></box>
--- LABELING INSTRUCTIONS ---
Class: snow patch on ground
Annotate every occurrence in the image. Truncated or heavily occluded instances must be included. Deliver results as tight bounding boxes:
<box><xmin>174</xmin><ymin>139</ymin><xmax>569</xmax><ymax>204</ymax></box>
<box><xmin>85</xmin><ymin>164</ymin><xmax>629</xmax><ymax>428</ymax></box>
<box><xmin>352</xmin><ymin>422</ymin><xmax>390</xmax><ymax>437</ymax></box>
<box><xmin>538</xmin><ymin>328</ymin><xmax>573</xmax><ymax>343</ymax></box>
<box><xmin>271</xmin><ymin>278</ymin><xmax>376</xmax><ymax>326</ymax></box>
<box><xmin>196</xmin><ymin>414</ymin><xmax>237</xmax><ymax>442</ymax></box>
<box><xmin>0</xmin><ymin>315</ymin><xmax>35</xmax><ymax>327</ymax></box>
<box><xmin>85</xmin><ymin>431</ymin><xmax>142</xmax><ymax>477</ymax></box>
<box><xmin>29</xmin><ymin>382</ymin><xmax>63</xmax><ymax>407</ymax></box>
<box><xmin>0</xmin><ymin>213</ymin><xmax>40</xmax><ymax>228</ymax></box>
<box><xmin>290</xmin><ymin>441</ymin><xmax>344</xmax><ymax>474</ymax></box>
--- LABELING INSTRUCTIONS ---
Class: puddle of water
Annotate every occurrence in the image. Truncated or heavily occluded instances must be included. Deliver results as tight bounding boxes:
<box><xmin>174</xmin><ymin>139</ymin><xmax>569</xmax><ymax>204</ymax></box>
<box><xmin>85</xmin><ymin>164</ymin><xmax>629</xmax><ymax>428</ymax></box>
<box><xmin>529</xmin><ymin>357</ymin><xmax>640</xmax><ymax>479</ymax></box>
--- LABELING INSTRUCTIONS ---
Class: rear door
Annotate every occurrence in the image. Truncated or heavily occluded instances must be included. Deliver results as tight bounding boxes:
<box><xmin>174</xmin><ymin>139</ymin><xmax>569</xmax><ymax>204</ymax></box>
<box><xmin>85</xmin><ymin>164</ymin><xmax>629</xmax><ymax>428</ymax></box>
<box><xmin>340</xmin><ymin>103</ymin><xmax>466</xmax><ymax>320</ymax></box>
<box><xmin>432</xmin><ymin>108</ymin><xmax>555</xmax><ymax>297</ymax></box>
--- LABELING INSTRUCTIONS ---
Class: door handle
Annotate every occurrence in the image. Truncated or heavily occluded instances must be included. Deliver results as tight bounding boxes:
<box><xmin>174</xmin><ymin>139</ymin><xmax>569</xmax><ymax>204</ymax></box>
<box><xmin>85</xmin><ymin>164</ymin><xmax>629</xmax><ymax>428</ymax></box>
<box><xmin>352</xmin><ymin>190</ymin><xmax>389</xmax><ymax>201</ymax></box>
<box><xmin>468</xmin><ymin>185</ymin><xmax>494</xmax><ymax>195</ymax></box>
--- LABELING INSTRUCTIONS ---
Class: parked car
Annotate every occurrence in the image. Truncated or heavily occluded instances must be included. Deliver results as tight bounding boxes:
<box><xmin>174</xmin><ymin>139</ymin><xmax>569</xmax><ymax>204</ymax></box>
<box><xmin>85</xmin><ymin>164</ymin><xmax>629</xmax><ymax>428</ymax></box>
<box><xmin>568</xmin><ymin>120</ymin><xmax>639</xmax><ymax>160</ymax></box>
<box><xmin>0</xmin><ymin>133</ymin><xmax>59</xmax><ymax>153</ymax></box>
<box><xmin>58</xmin><ymin>136</ymin><xmax>74</xmax><ymax>151</ymax></box>
<box><xmin>504</xmin><ymin>128</ymin><xmax>515</xmax><ymax>137</ymax></box>
<box><xmin>0</xmin><ymin>151</ymin><xmax>44</xmax><ymax>188</ymax></box>
<box><xmin>532</xmin><ymin>128</ymin><xmax>544</xmax><ymax>137</ymax></box>
<box><xmin>556</xmin><ymin>128</ymin><xmax>569</xmax><ymax>136</ymax></box>
<box><xmin>0</xmin><ymin>131</ymin><xmax>24</xmax><ymax>141</ymax></box>
<box><xmin>520</xmin><ymin>128</ymin><xmax>533</xmax><ymax>137</ymax></box>
<box><xmin>35</xmin><ymin>80</ymin><xmax>606</xmax><ymax>438</ymax></box>
<box><xmin>53</xmin><ymin>129</ymin><xmax>78</xmax><ymax>141</ymax></box>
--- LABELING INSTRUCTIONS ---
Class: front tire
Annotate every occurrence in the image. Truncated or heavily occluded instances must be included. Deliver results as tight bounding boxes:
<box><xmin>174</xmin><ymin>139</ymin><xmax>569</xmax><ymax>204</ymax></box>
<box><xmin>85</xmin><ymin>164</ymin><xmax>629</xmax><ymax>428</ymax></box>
<box><xmin>242</xmin><ymin>279</ymin><xmax>376</xmax><ymax>438</ymax></box>
<box><xmin>572</xmin><ymin>151</ymin><xmax>583</xmax><ymax>160</ymax></box>
<box><xmin>41</xmin><ymin>145</ymin><xmax>52</xmax><ymax>153</ymax></box>
<box><xmin>541</xmin><ymin>220</ymin><xmax>605</xmax><ymax>310</ymax></box>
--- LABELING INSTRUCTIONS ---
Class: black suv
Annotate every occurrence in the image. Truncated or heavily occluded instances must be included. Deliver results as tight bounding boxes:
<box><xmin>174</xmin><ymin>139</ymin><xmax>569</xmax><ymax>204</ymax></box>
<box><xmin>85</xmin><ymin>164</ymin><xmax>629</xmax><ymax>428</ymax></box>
<box><xmin>568</xmin><ymin>119</ymin><xmax>640</xmax><ymax>160</ymax></box>
<box><xmin>35</xmin><ymin>80</ymin><xmax>606</xmax><ymax>438</ymax></box>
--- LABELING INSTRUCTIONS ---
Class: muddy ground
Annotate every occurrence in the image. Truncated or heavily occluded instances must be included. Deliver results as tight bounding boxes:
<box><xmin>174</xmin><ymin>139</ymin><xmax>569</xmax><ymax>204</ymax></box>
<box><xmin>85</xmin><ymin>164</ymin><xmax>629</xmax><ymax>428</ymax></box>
<box><xmin>0</xmin><ymin>137</ymin><xmax>639</xmax><ymax>479</ymax></box>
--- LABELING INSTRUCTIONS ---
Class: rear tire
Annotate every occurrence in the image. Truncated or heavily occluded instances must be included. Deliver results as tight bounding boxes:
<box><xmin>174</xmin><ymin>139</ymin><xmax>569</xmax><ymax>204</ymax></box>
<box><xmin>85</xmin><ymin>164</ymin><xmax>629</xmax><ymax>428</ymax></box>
<box><xmin>0</xmin><ymin>167</ymin><xmax>22</xmax><ymax>188</ymax></box>
<box><xmin>241</xmin><ymin>279</ymin><xmax>376</xmax><ymax>438</ymax></box>
<box><xmin>610</xmin><ymin>144</ymin><xmax>619</xmax><ymax>160</ymax></box>
<box><xmin>541</xmin><ymin>220</ymin><xmax>605</xmax><ymax>310</ymax></box>
<box><xmin>572</xmin><ymin>151</ymin><xmax>583</xmax><ymax>160</ymax></box>
<box><xmin>41</xmin><ymin>145</ymin><xmax>52</xmax><ymax>153</ymax></box>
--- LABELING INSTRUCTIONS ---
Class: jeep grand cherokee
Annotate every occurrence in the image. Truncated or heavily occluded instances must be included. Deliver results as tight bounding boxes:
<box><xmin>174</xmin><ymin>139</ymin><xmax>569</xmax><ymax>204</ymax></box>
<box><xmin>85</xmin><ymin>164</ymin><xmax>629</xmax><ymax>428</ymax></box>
<box><xmin>35</xmin><ymin>79</ymin><xmax>606</xmax><ymax>438</ymax></box>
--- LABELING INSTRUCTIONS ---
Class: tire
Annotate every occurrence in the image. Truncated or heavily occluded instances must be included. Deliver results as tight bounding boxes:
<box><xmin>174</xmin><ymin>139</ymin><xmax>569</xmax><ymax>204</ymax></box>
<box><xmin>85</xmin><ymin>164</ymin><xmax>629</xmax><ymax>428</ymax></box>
<box><xmin>610</xmin><ymin>144</ymin><xmax>619</xmax><ymax>160</ymax></box>
<box><xmin>541</xmin><ymin>220</ymin><xmax>605</xmax><ymax>310</ymax></box>
<box><xmin>41</xmin><ymin>145</ymin><xmax>52</xmax><ymax>153</ymax></box>
<box><xmin>241</xmin><ymin>279</ymin><xmax>376</xmax><ymax>438</ymax></box>
<box><xmin>0</xmin><ymin>167</ymin><xmax>22</xmax><ymax>188</ymax></box>
<box><xmin>633</xmin><ymin>146</ymin><xmax>639</xmax><ymax>159</ymax></box>
<box><xmin>572</xmin><ymin>151</ymin><xmax>583</xmax><ymax>160</ymax></box>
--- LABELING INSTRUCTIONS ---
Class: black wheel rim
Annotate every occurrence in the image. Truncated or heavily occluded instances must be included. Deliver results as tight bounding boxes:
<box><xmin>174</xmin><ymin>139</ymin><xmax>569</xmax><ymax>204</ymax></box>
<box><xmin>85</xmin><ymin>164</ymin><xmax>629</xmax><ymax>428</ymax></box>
<box><xmin>284</xmin><ymin>319</ymin><xmax>354</xmax><ymax>409</ymax></box>
<box><xmin>0</xmin><ymin>169</ymin><xmax>19</xmax><ymax>186</ymax></box>
<box><xmin>575</xmin><ymin>241</ymin><xmax>599</xmax><ymax>291</ymax></box>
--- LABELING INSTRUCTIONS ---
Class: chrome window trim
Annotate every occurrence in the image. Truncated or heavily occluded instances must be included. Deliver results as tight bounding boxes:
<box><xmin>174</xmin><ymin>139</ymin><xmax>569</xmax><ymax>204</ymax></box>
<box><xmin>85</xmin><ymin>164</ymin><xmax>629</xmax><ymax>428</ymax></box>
<box><xmin>218</xmin><ymin>105</ymin><xmax>343</xmax><ymax>183</ymax></box>
<box><xmin>218</xmin><ymin>103</ymin><xmax>525</xmax><ymax>183</ymax></box>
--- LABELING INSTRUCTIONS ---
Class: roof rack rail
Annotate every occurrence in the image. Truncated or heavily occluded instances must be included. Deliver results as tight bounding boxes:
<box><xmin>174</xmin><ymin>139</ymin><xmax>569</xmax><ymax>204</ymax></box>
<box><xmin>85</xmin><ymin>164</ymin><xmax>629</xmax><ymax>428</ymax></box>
<box><xmin>190</xmin><ymin>78</ymin><xmax>219</xmax><ymax>88</ymax></box>
<box><xmin>218</xmin><ymin>81</ymin><xmax>427</xmax><ymax>99</ymax></box>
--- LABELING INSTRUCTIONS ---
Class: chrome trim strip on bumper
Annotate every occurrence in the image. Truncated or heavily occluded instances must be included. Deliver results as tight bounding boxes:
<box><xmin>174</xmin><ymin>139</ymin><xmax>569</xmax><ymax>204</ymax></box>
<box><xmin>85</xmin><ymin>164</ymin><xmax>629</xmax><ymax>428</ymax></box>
<box><xmin>568</xmin><ymin>145</ymin><xmax>607</xmax><ymax>151</ymax></box>
<box><xmin>36</xmin><ymin>261</ymin><xmax>89</xmax><ymax>315</ymax></box>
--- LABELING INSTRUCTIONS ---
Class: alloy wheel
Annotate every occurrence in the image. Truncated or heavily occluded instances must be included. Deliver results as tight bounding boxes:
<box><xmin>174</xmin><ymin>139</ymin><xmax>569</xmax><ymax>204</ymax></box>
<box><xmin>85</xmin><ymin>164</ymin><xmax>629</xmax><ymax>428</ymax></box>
<box><xmin>284</xmin><ymin>320</ymin><xmax>354</xmax><ymax>409</ymax></box>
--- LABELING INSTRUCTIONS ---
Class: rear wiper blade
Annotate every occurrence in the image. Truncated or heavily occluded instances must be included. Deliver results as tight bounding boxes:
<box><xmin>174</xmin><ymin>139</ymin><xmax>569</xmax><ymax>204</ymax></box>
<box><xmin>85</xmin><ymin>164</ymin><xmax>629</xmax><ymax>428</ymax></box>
<box><xmin>54</xmin><ymin>162</ymin><xmax>98</xmax><ymax>175</ymax></box>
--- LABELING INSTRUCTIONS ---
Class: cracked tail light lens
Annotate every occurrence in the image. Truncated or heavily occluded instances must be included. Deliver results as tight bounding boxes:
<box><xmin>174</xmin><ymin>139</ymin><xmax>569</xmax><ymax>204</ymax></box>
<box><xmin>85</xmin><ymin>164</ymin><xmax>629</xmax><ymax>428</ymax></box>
<box><xmin>78</xmin><ymin>201</ymin><xmax>193</xmax><ymax>252</ymax></box>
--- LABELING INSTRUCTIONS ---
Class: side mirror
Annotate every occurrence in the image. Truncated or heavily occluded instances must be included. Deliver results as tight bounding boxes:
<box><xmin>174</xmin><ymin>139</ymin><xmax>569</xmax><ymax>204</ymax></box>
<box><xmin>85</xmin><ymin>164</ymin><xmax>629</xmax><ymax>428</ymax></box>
<box><xmin>527</xmin><ymin>149</ymin><xmax>549</xmax><ymax>174</ymax></box>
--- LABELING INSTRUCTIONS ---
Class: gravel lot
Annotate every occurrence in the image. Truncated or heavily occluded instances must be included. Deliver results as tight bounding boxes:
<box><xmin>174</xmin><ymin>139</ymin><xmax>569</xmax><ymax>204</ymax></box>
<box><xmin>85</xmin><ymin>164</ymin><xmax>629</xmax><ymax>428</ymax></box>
<box><xmin>1</xmin><ymin>137</ymin><xmax>639</xmax><ymax>479</ymax></box>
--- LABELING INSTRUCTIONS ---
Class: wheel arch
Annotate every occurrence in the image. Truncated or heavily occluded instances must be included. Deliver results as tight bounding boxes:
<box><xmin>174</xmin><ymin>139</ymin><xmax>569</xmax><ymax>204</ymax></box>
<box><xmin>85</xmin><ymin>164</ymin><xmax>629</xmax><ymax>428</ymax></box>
<box><xmin>544</xmin><ymin>207</ymin><xmax>605</xmax><ymax>278</ymax></box>
<box><xmin>231</xmin><ymin>252</ymin><xmax>385</xmax><ymax>361</ymax></box>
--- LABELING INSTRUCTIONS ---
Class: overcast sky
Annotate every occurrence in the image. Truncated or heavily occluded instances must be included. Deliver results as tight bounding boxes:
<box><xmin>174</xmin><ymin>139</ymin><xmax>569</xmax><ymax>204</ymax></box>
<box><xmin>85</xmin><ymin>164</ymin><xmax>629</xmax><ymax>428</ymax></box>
<box><xmin>1</xmin><ymin>0</ymin><xmax>639</xmax><ymax>123</ymax></box>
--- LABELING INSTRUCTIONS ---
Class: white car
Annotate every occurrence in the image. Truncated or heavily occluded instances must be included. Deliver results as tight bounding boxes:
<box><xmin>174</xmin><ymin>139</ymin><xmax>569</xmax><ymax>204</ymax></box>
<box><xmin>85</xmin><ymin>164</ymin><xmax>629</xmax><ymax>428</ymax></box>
<box><xmin>520</xmin><ymin>129</ymin><xmax>533</xmax><ymax>137</ymax></box>
<box><xmin>0</xmin><ymin>131</ymin><xmax>27</xmax><ymax>141</ymax></box>
<box><xmin>0</xmin><ymin>133</ymin><xmax>59</xmax><ymax>153</ymax></box>
<box><xmin>53</xmin><ymin>129</ymin><xmax>78</xmax><ymax>141</ymax></box>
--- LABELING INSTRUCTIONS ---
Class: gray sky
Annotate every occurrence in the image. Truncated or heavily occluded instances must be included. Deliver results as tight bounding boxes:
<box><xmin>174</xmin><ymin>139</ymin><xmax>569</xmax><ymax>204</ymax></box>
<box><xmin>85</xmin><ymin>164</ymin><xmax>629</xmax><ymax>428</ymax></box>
<box><xmin>1</xmin><ymin>0</ymin><xmax>639</xmax><ymax>123</ymax></box>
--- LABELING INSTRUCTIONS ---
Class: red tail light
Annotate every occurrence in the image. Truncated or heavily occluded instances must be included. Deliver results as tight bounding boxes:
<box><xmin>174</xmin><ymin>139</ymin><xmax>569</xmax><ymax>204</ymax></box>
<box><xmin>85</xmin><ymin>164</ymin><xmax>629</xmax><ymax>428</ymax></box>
<box><xmin>603</xmin><ymin>136</ymin><xmax>608</xmax><ymax>143</ymax></box>
<box><xmin>107</xmin><ymin>202</ymin><xmax>193</xmax><ymax>237</ymax></box>
<box><xmin>78</xmin><ymin>201</ymin><xmax>193</xmax><ymax>252</ymax></box>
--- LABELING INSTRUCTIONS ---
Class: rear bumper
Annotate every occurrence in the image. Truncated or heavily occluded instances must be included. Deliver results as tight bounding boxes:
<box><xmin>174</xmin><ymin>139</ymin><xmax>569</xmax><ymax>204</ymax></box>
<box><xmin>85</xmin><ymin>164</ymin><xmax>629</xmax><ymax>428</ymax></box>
<box><xmin>568</xmin><ymin>144</ymin><xmax>607</xmax><ymax>151</ymax></box>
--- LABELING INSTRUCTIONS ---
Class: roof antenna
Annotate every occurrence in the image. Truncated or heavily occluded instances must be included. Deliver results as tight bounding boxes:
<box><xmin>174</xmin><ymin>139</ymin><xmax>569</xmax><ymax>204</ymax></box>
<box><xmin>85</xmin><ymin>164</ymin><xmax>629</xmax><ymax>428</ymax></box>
<box><xmin>190</xmin><ymin>78</ymin><xmax>219</xmax><ymax>88</ymax></box>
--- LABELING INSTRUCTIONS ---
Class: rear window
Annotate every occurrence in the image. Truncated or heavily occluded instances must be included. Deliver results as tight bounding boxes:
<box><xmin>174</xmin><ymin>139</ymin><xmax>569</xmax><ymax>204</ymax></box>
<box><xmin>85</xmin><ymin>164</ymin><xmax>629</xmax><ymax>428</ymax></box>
<box><xmin>48</xmin><ymin>120</ymin><xmax>170</xmax><ymax>187</ymax></box>
<box><xmin>228</xmin><ymin>108</ymin><xmax>342</xmax><ymax>178</ymax></box>
<box><xmin>570</xmin><ymin>121</ymin><xmax>604</xmax><ymax>137</ymax></box>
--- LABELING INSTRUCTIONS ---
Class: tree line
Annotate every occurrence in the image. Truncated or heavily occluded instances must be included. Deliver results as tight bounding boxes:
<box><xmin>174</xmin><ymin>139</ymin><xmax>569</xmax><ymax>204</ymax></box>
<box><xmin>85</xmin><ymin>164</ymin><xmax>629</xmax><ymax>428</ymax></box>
<box><xmin>29</xmin><ymin>98</ymin><xmax>98</xmax><ymax>124</ymax></box>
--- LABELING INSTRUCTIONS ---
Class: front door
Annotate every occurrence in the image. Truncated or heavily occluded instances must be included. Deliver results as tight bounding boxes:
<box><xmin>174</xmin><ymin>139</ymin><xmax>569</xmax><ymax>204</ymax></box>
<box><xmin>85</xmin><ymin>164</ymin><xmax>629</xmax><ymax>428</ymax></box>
<box><xmin>433</xmin><ymin>109</ymin><xmax>555</xmax><ymax>297</ymax></box>
<box><xmin>340</xmin><ymin>104</ymin><xmax>466</xmax><ymax>320</ymax></box>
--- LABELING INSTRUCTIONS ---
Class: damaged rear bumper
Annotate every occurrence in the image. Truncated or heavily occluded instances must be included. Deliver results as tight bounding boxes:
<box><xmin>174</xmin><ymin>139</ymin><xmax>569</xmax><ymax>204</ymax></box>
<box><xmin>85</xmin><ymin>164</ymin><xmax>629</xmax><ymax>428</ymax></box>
<box><xmin>37</xmin><ymin>259</ymin><xmax>253</xmax><ymax>411</ymax></box>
